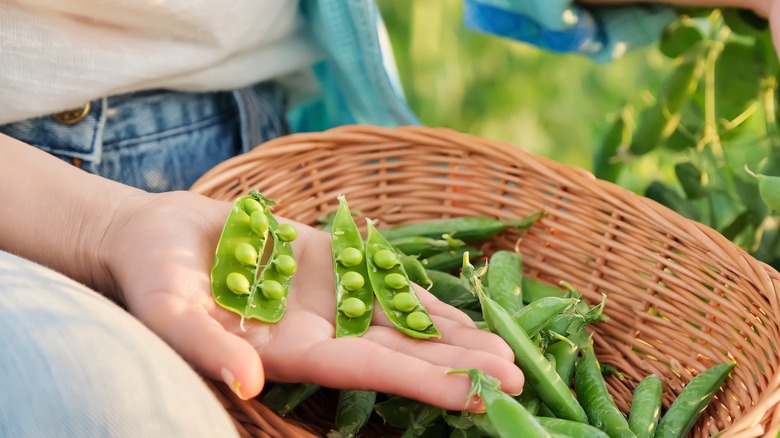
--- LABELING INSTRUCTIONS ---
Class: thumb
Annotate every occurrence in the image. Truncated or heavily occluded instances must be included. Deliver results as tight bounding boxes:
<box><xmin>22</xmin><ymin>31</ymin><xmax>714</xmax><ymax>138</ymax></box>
<box><xmin>143</xmin><ymin>304</ymin><xmax>265</xmax><ymax>400</ymax></box>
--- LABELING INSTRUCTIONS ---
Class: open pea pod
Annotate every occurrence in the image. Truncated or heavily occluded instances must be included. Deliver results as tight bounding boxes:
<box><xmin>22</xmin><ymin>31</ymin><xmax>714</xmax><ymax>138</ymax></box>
<box><xmin>331</xmin><ymin>196</ymin><xmax>374</xmax><ymax>337</ymax></box>
<box><xmin>210</xmin><ymin>191</ymin><xmax>297</xmax><ymax>323</ymax></box>
<box><xmin>366</xmin><ymin>219</ymin><xmax>440</xmax><ymax>339</ymax></box>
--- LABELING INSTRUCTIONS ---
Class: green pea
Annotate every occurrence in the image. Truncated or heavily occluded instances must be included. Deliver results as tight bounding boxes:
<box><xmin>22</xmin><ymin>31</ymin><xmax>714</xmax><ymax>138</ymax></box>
<box><xmin>392</xmin><ymin>292</ymin><xmax>418</xmax><ymax>312</ymax></box>
<box><xmin>275</xmin><ymin>223</ymin><xmax>298</xmax><ymax>242</ymax></box>
<box><xmin>250</xmin><ymin>210</ymin><xmax>270</xmax><ymax>235</ymax></box>
<box><xmin>244</xmin><ymin>198</ymin><xmax>264</xmax><ymax>214</ymax></box>
<box><xmin>341</xmin><ymin>271</ymin><xmax>365</xmax><ymax>291</ymax></box>
<box><xmin>234</xmin><ymin>242</ymin><xmax>258</xmax><ymax>266</ymax></box>
<box><xmin>338</xmin><ymin>247</ymin><xmax>363</xmax><ymax>267</ymax></box>
<box><xmin>384</xmin><ymin>273</ymin><xmax>407</xmax><ymax>290</ymax></box>
<box><xmin>373</xmin><ymin>249</ymin><xmax>398</xmax><ymax>269</ymax></box>
<box><xmin>406</xmin><ymin>311</ymin><xmax>432</xmax><ymax>331</ymax></box>
<box><xmin>260</xmin><ymin>280</ymin><xmax>284</xmax><ymax>300</ymax></box>
<box><xmin>275</xmin><ymin>255</ymin><xmax>297</xmax><ymax>276</ymax></box>
<box><xmin>226</xmin><ymin>272</ymin><xmax>250</xmax><ymax>295</ymax></box>
<box><xmin>339</xmin><ymin>297</ymin><xmax>367</xmax><ymax>318</ymax></box>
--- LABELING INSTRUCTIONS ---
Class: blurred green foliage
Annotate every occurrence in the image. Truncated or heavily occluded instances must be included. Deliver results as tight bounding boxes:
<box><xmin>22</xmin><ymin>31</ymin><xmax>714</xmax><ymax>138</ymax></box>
<box><xmin>377</xmin><ymin>0</ymin><xmax>674</xmax><ymax>189</ymax></box>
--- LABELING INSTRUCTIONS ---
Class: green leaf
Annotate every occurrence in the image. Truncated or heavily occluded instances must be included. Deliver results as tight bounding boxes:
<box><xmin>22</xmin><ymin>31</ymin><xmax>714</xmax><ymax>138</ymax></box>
<box><xmin>675</xmin><ymin>162</ymin><xmax>706</xmax><ymax>199</ymax></box>
<box><xmin>659</xmin><ymin>20</ymin><xmax>704</xmax><ymax>59</ymax></box>
<box><xmin>715</xmin><ymin>42</ymin><xmax>763</xmax><ymax>123</ymax></box>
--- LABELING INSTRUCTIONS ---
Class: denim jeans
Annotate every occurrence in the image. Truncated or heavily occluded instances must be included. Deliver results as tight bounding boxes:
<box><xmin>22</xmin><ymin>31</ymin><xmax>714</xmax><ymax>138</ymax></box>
<box><xmin>0</xmin><ymin>81</ymin><xmax>288</xmax><ymax>192</ymax></box>
<box><xmin>0</xmin><ymin>83</ymin><xmax>288</xmax><ymax>436</ymax></box>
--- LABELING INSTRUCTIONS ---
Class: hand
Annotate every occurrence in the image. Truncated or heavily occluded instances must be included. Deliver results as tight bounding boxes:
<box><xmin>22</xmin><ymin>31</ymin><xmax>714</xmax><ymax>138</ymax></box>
<box><xmin>102</xmin><ymin>191</ymin><xmax>524</xmax><ymax>411</ymax></box>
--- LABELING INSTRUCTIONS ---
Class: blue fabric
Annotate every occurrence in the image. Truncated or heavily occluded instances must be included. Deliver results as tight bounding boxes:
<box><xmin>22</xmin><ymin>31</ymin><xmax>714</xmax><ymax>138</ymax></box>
<box><xmin>0</xmin><ymin>82</ymin><xmax>287</xmax><ymax>192</ymax></box>
<box><xmin>288</xmin><ymin>0</ymin><xmax>676</xmax><ymax>132</ymax></box>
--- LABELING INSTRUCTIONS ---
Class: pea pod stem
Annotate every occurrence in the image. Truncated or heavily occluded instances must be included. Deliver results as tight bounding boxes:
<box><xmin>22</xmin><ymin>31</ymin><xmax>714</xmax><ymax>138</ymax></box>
<box><xmin>655</xmin><ymin>361</ymin><xmax>736</xmax><ymax>438</ymax></box>
<box><xmin>461</xmin><ymin>254</ymin><xmax>588</xmax><ymax>424</ymax></box>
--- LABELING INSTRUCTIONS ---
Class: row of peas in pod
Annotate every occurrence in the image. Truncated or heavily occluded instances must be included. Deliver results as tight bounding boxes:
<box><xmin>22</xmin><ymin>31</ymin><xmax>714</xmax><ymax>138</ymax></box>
<box><xmin>210</xmin><ymin>191</ymin><xmax>298</xmax><ymax>323</ymax></box>
<box><xmin>331</xmin><ymin>195</ymin><xmax>440</xmax><ymax>339</ymax></box>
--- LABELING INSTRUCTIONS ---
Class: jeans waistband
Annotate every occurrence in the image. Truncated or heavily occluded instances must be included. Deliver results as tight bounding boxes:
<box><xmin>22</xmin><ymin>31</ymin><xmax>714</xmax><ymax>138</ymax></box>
<box><xmin>0</xmin><ymin>82</ymin><xmax>287</xmax><ymax>165</ymax></box>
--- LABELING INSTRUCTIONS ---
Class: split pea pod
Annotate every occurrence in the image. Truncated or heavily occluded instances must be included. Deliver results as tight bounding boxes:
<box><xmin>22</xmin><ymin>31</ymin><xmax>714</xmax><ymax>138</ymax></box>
<box><xmin>486</xmin><ymin>250</ymin><xmax>524</xmax><ymax>315</ymax></box>
<box><xmin>655</xmin><ymin>361</ymin><xmax>736</xmax><ymax>438</ymax></box>
<box><xmin>628</xmin><ymin>374</ymin><xmax>663</xmax><ymax>438</ymax></box>
<box><xmin>379</xmin><ymin>211</ymin><xmax>545</xmax><ymax>242</ymax></box>
<box><xmin>449</xmin><ymin>368</ymin><xmax>551</xmax><ymax>438</ymax></box>
<box><xmin>462</xmin><ymin>255</ymin><xmax>587</xmax><ymax>423</ymax></box>
<box><xmin>366</xmin><ymin>219</ymin><xmax>440</xmax><ymax>339</ymax></box>
<box><xmin>535</xmin><ymin>417</ymin><xmax>610</xmax><ymax>438</ymax></box>
<box><xmin>575</xmin><ymin>340</ymin><xmax>637</xmax><ymax>438</ymax></box>
<box><xmin>331</xmin><ymin>196</ymin><xmax>374</xmax><ymax>337</ymax></box>
<box><xmin>210</xmin><ymin>191</ymin><xmax>297</xmax><ymax>322</ymax></box>
<box><xmin>333</xmin><ymin>389</ymin><xmax>376</xmax><ymax>438</ymax></box>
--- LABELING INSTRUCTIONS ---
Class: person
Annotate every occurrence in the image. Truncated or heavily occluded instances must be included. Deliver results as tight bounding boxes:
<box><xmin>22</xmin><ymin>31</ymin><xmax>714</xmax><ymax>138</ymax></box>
<box><xmin>0</xmin><ymin>0</ymin><xmax>776</xmax><ymax>436</ymax></box>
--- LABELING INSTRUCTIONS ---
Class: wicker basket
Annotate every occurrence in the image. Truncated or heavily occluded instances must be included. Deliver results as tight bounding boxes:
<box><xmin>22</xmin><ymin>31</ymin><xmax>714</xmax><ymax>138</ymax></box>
<box><xmin>190</xmin><ymin>125</ymin><xmax>780</xmax><ymax>438</ymax></box>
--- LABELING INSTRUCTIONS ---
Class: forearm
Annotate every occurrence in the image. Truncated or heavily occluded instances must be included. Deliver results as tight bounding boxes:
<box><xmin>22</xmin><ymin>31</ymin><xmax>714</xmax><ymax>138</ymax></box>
<box><xmin>0</xmin><ymin>133</ymin><xmax>146</xmax><ymax>299</ymax></box>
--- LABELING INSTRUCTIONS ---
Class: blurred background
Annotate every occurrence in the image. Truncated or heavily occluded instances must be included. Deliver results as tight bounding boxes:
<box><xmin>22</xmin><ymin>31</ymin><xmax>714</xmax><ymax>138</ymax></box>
<box><xmin>376</xmin><ymin>1</ymin><xmax>780</xmax><ymax>268</ymax></box>
<box><xmin>377</xmin><ymin>0</ymin><xmax>672</xmax><ymax>183</ymax></box>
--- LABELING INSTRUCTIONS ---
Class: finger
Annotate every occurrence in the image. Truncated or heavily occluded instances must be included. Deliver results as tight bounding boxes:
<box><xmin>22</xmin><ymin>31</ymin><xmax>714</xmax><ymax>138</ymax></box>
<box><xmin>370</xmin><ymin>309</ymin><xmax>514</xmax><ymax>363</ymax></box>
<box><xmin>267</xmin><ymin>336</ymin><xmax>487</xmax><ymax>411</ymax></box>
<box><xmin>362</xmin><ymin>326</ymin><xmax>524</xmax><ymax>395</ymax></box>
<box><xmin>413</xmin><ymin>284</ymin><xmax>476</xmax><ymax>328</ymax></box>
<box><xmin>140</xmin><ymin>301</ymin><xmax>265</xmax><ymax>400</ymax></box>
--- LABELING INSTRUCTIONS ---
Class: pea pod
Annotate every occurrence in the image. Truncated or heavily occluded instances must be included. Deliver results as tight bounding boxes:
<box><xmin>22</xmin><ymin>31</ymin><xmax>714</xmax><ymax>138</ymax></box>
<box><xmin>389</xmin><ymin>235</ymin><xmax>465</xmax><ymax>258</ymax></box>
<box><xmin>425</xmin><ymin>270</ymin><xmax>480</xmax><ymax>310</ymax></box>
<box><xmin>516</xmin><ymin>384</ymin><xmax>541</xmax><ymax>416</ymax></box>
<box><xmin>449</xmin><ymin>368</ymin><xmax>551</xmax><ymax>438</ymax></box>
<box><xmin>373</xmin><ymin>397</ymin><xmax>442</xmax><ymax>435</ymax></box>
<box><xmin>514</xmin><ymin>297</ymin><xmax>577</xmax><ymax>337</ymax></box>
<box><xmin>331</xmin><ymin>196</ymin><xmax>374</xmax><ymax>337</ymax></box>
<box><xmin>380</xmin><ymin>211</ymin><xmax>545</xmax><ymax>242</ymax></box>
<box><xmin>333</xmin><ymin>389</ymin><xmax>376</xmax><ymax>438</ymax></box>
<box><xmin>486</xmin><ymin>250</ymin><xmax>524</xmax><ymax>315</ymax></box>
<box><xmin>755</xmin><ymin>173</ymin><xmax>780</xmax><ymax>211</ymax></box>
<box><xmin>655</xmin><ymin>361</ymin><xmax>736</xmax><ymax>438</ymax></box>
<box><xmin>575</xmin><ymin>340</ymin><xmax>637</xmax><ymax>438</ymax></box>
<box><xmin>628</xmin><ymin>374</ymin><xmax>663</xmax><ymax>438</ymax></box>
<box><xmin>261</xmin><ymin>383</ymin><xmax>321</xmax><ymax>416</ymax></box>
<box><xmin>593</xmin><ymin>105</ymin><xmax>630</xmax><ymax>183</ymax></box>
<box><xmin>210</xmin><ymin>191</ymin><xmax>296</xmax><ymax>322</ymax></box>
<box><xmin>422</xmin><ymin>246</ymin><xmax>483</xmax><ymax>272</ymax></box>
<box><xmin>366</xmin><ymin>219</ymin><xmax>440</xmax><ymax>339</ymax></box>
<box><xmin>400</xmin><ymin>255</ymin><xmax>433</xmax><ymax>289</ymax></box>
<box><xmin>536</xmin><ymin>417</ymin><xmax>610</xmax><ymax>438</ymax></box>
<box><xmin>546</xmin><ymin>330</ymin><xmax>589</xmax><ymax>385</ymax></box>
<box><xmin>522</xmin><ymin>277</ymin><xmax>568</xmax><ymax>303</ymax></box>
<box><xmin>461</xmin><ymin>255</ymin><xmax>588</xmax><ymax>423</ymax></box>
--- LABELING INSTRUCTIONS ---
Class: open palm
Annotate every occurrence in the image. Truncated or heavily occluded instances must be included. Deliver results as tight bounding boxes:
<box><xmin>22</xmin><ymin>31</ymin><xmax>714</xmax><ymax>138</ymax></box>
<box><xmin>103</xmin><ymin>191</ymin><xmax>524</xmax><ymax>411</ymax></box>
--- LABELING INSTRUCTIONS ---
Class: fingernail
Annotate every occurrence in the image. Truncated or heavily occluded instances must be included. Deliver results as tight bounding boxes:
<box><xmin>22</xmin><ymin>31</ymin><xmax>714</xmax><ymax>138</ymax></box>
<box><xmin>221</xmin><ymin>367</ymin><xmax>247</xmax><ymax>400</ymax></box>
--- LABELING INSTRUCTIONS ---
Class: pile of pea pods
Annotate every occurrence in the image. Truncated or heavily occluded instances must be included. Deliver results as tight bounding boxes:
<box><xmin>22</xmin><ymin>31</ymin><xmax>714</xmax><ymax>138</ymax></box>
<box><xmin>212</xmin><ymin>192</ymin><xmax>734</xmax><ymax>438</ymax></box>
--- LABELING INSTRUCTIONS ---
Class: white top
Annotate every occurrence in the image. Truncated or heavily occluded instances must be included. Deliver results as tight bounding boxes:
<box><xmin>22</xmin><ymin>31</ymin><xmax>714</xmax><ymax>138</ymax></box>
<box><xmin>0</xmin><ymin>0</ymin><xmax>322</xmax><ymax>124</ymax></box>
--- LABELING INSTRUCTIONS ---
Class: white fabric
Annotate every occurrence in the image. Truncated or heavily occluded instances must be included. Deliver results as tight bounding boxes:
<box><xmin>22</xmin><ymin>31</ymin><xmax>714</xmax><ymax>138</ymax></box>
<box><xmin>0</xmin><ymin>0</ymin><xmax>322</xmax><ymax>124</ymax></box>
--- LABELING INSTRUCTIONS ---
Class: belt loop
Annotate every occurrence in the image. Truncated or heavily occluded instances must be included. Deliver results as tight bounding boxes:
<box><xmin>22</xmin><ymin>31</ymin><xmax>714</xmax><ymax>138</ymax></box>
<box><xmin>231</xmin><ymin>88</ymin><xmax>261</xmax><ymax>153</ymax></box>
<box><xmin>88</xmin><ymin>96</ymin><xmax>108</xmax><ymax>165</ymax></box>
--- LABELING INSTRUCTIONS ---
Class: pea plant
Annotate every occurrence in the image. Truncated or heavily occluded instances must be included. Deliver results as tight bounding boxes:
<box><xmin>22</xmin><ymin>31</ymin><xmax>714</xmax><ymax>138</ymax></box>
<box><xmin>594</xmin><ymin>8</ymin><xmax>780</xmax><ymax>269</ymax></box>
